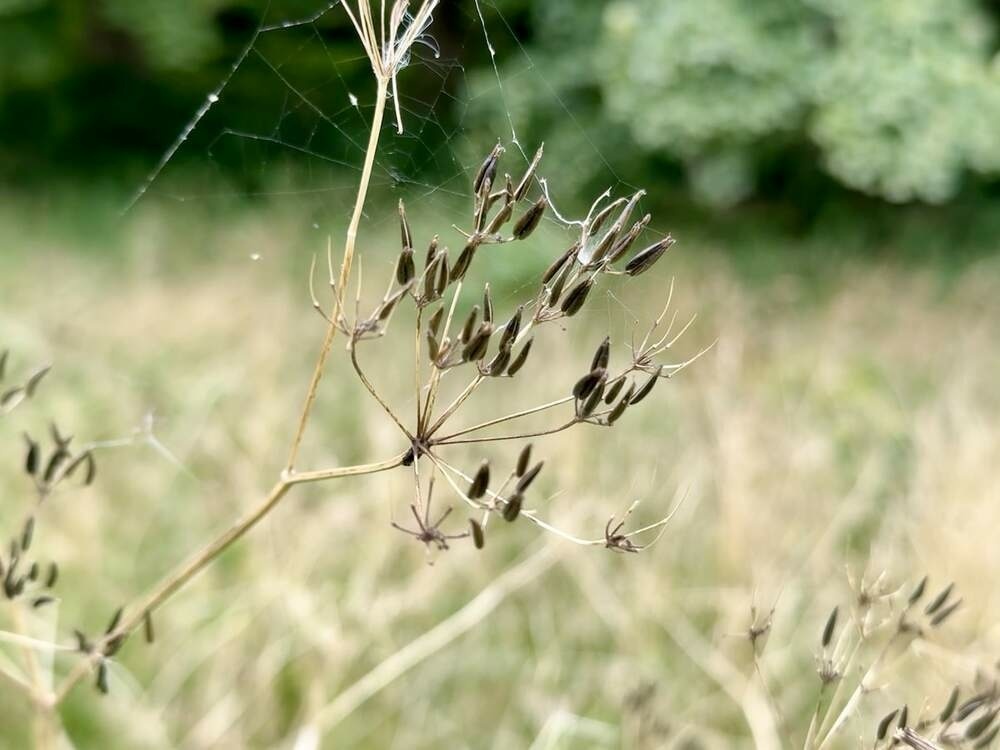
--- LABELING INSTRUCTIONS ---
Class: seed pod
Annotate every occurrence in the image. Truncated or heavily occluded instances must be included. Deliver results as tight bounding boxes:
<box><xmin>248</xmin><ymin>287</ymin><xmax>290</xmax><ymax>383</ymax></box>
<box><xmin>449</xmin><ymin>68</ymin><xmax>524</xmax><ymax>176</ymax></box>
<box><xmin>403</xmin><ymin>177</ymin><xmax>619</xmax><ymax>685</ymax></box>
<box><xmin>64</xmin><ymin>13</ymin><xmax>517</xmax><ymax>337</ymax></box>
<box><xmin>451</xmin><ymin>243</ymin><xmax>476</xmax><ymax>283</ymax></box>
<box><xmin>32</xmin><ymin>595</ymin><xmax>54</xmax><ymax>609</ymax></box>
<box><xmin>625</xmin><ymin>236</ymin><xmax>675</xmax><ymax>277</ymax></box>
<box><xmin>482</xmin><ymin>283</ymin><xmax>494</xmax><ymax>324</ymax></box>
<box><xmin>591</xmin><ymin>336</ymin><xmax>611</xmax><ymax>371</ymax></box>
<box><xmin>607</xmin><ymin>214</ymin><xmax>651</xmax><ymax>265</ymax></box>
<box><xmin>876</xmin><ymin>709</ymin><xmax>899</xmax><ymax>741</ymax></box>
<box><xmin>106</xmin><ymin>607</ymin><xmax>123</xmax><ymax>635</ymax></box>
<box><xmin>488</xmin><ymin>349</ymin><xmax>510</xmax><ymax>377</ymax></box>
<box><xmin>975</xmin><ymin>725</ymin><xmax>1000</xmax><ymax>748</ymax></box>
<box><xmin>925</xmin><ymin>583</ymin><xmax>954</xmax><ymax>615</ymax></box>
<box><xmin>516</xmin><ymin>461</ymin><xmax>544</xmax><ymax>493</ymax></box>
<box><xmin>427</xmin><ymin>308</ymin><xmax>444</xmax><ymax>340</ymax></box>
<box><xmin>398</xmin><ymin>199</ymin><xmax>412</xmax><ymax>251</ymax></box>
<box><xmin>898</xmin><ymin>705</ymin><xmax>908</xmax><ymax>729</ymax></box>
<box><xmin>587</xmin><ymin>220</ymin><xmax>623</xmax><ymax>266</ymax></box>
<box><xmin>513</xmin><ymin>197</ymin><xmax>547</xmax><ymax>240</ymax></box>
<box><xmin>958</xmin><ymin>695</ymin><xmax>991</xmax><ymax>722</ymax></box>
<box><xmin>460</xmin><ymin>305</ymin><xmax>480</xmax><ymax>344</ymax></box>
<box><xmin>513</xmin><ymin>144</ymin><xmax>543</xmax><ymax>201</ymax></box>
<box><xmin>966</xmin><ymin>709</ymin><xmax>998</xmax><ymax>739</ymax></box>
<box><xmin>604</xmin><ymin>376</ymin><xmax>625</xmax><ymax>404</ymax></box>
<box><xmin>73</xmin><ymin>629</ymin><xmax>91</xmax><ymax>653</ymax></box>
<box><xmin>941</xmin><ymin>687</ymin><xmax>961</xmax><ymax>723</ymax></box>
<box><xmin>45</xmin><ymin>562</ymin><xmax>58</xmax><ymax>588</ymax></box>
<box><xmin>560</xmin><ymin>278</ymin><xmax>594</xmax><ymax>317</ymax></box>
<box><xmin>83</xmin><ymin>453</ymin><xmax>97</xmax><ymax>485</ymax></box>
<box><xmin>607</xmin><ymin>387</ymin><xmax>632</xmax><ymax>424</ymax></box>
<box><xmin>379</xmin><ymin>284</ymin><xmax>410</xmax><ymax>321</ymax></box>
<box><xmin>470</xmin><ymin>519</ymin><xmax>485</xmax><ymax>549</ymax></box>
<box><xmin>930</xmin><ymin>599</ymin><xmax>962</xmax><ymax>627</ymax></box>
<box><xmin>435</xmin><ymin>251</ymin><xmax>450</xmax><ymax>297</ymax></box>
<box><xmin>573</xmin><ymin>368</ymin><xmax>606</xmax><ymax>401</ymax></box>
<box><xmin>506</xmin><ymin>339</ymin><xmax>533</xmax><ymax>376</ymax></box>
<box><xmin>908</xmin><ymin>575</ymin><xmax>928</xmax><ymax>605</ymax></box>
<box><xmin>424</xmin><ymin>235</ymin><xmax>439</xmax><ymax>269</ymax></box>
<box><xmin>581</xmin><ymin>382</ymin><xmax>605</xmax><ymax>417</ymax></box>
<box><xmin>516</xmin><ymin>444</ymin><xmax>533</xmax><ymax>477</ymax></box>
<box><xmin>821</xmin><ymin>606</ymin><xmax>838</xmax><ymax>648</ymax></box>
<box><xmin>43</xmin><ymin>448</ymin><xmax>69</xmax><ymax>483</ymax></box>
<box><xmin>473</xmin><ymin>143</ymin><xmax>503</xmax><ymax>195</ymax></box>
<box><xmin>395</xmin><ymin>247</ymin><xmax>415</xmax><ymax>285</ymax></box>
<box><xmin>427</xmin><ymin>331</ymin><xmax>440</xmax><ymax>361</ymax></box>
<box><xmin>1</xmin><ymin>387</ymin><xmax>23</xmax><ymax>408</ymax></box>
<box><xmin>24</xmin><ymin>366</ymin><xmax>50</xmax><ymax>397</ymax></box>
<box><xmin>21</xmin><ymin>517</ymin><xmax>34</xmax><ymax>552</ymax></box>
<box><xmin>27</xmin><ymin>561</ymin><xmax>38</xmax><ymax>581</ymax></box>
<box><xmin>588</xmin><ymin>198</ymin><xmax>626</xmax><ymax>240</ymax></box>
<box><xmin>630</xmin><ymin>368</ymin><xmax>662</xmax><ymax>405</ymax></box>
<box><xmin>498</xmin><ymin>306</ymin><xmax>523</xmax><ymax>351</ymax></box>
<box><xmin>486</xmin><ymin>200</ymin><xmax>514</xmax><ymax>234</ymax></box>
<box><xmin>502</xmin><ymin>493</ymin><xmax>523</xmax><ymax>522</ymax></box>
<box><xmin>95</xmin><ymin>660</ymin><xmax>109</xmax><ymax>694</ymax></box>
<box><xmin>144</xmin><ymin>610</ymin><xmax>156</xmax><ymax>643</ymax></box>
<box><xmin>542</xmin><ymin>245</ymin><xmax>578</xmax><ymax>285</ymax></box>
<box><xmin>24</xmin><ymin>435</ymin><xmax>39</xmax><ymax>476</ymax></box>
<box><xmin>461</xmin><ymin>322</ymin><xmax>493</xmax><ymax>362</ymax></box>
<box><xmin>469</xmin><ymin>461</ymin><xmax>490</xmax><ymax>500</ymax></box>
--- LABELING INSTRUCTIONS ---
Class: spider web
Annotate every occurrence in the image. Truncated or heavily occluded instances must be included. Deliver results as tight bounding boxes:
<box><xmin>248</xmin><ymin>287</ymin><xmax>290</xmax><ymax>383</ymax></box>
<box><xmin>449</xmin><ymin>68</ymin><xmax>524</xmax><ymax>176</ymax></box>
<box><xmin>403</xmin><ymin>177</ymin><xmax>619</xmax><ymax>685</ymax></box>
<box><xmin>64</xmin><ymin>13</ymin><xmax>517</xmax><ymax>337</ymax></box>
<box><xmin>125</xmin><ymin>0</ymin><xmax>645</xmax><ymax>241</ymax></box>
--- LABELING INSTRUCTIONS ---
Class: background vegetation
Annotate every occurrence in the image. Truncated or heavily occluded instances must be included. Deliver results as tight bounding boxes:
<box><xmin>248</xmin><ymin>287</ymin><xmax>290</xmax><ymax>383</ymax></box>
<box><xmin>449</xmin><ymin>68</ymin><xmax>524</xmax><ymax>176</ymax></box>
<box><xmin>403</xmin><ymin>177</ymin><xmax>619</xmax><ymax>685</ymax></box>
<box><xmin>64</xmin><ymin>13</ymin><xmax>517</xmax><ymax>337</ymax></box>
<box><xmin>1</xmin><ymin>1</ymin><xmax>999</xmax><ymax>748</ymax></box>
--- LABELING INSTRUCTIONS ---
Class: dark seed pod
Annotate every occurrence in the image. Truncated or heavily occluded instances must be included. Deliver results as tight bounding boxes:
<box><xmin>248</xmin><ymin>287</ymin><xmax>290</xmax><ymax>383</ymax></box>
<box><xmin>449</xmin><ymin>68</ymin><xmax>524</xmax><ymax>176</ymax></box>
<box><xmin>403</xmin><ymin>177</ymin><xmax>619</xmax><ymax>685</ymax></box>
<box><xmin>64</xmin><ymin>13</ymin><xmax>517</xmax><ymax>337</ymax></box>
<box><xmin>513</xmin><ymin>144</ymin><xmax>543</xmax><ymax>201</ymax></box>
<box><xmin>975</xmin><ymin>725</ymin><xmax>1000</xmax><ymax>748</ymax></box>
<box><xmin>45</xmin><ymin>562</ymin><xmax>59</xmax><ymax>589</ymax></box>
<box><xmin>21</xmin><ymin>517</ymin><xmax>34</xmax><ymax>552</ymax></box>
<box><xmin>106</xmin><ymin>607</ymin><xmax>124</xmax><ymax>635</ymax></box>
<box><xmin>398</xmin><ymin>199</ymin><xmax>412</xmax><ymax>251</ymax></box>
<box><xmin>83</xmin><ymin>453</ymin><xmax>96</xmax><ymax>485</ymax></box>
<box><xmin>506</xmin><ymin>339</ymin><xmax>533</xmax><ymax>376</ymax></box>
<box><xmin>967</xmin><ymin>709</ymin><xmax>999</xmax><ymax>740</ymax></box>
<box><xmin>486</xmin><ymin>200</ymin><xmax>514</xmax><ymax>234</ymax></box>
<box><xmin>426</xmin><ymin>331</ymin><xmax>441</xmax><ymax>362</ymax></box>
<box><xmin>461</xmin><ymin>322</ymin><xmax>493</xmax><ymax>362</ymax></box>
<box><xmin>588</xmin><ymin>198</ymin><xmax>626</xmax><ymax>240</ymax></box>
<box><xmin>930</xmin><ymin>599</ymin><xmax>962</xmax><ymax>627</ymax></box>
<box><xmin>95</xmin><ymin>660</ymin><xmax>109</xmax><ymax>695</ymax></box>
<box><xmin>821</xmin><ymin>606</ymin><xmax>838</xmax><ymax>648</ymax></box>
<box><xmin>460</xmin><ymin>305</ymin><xmax>480</xmax><ymax>344</ymax></box>
<box><xmin>28</xmin><ymin>561</ymin><xmax>38</xmax><ymax>582</ymax></box>
<box><xmin>941</xmin><ymin>686</ymin><xmax>961</xmax><ymax>723</ymax></box>
<box><xmin>488</xmin><ymin>349</ymin><xmax>511</xmax><ymax>377</ymax></box>
<box><xmin>396</xmin><ymin>247</ymin><xmax>415</xmax><ymax>285</ymax></box>
<box><xmin>435</xmin><ymin>251</ymin><xmax>450</xmax><ymax>297</ymax></box>
<box><xmin>73</xmin><ymin>629</ymin><xmax>91</xmax><ymax>653</ymax></box>
<box><xmin>604</xmin><ymin>376</ymin><xmax>625</xmax><ymax>404</ymax></box>
<box><xmin>379</xmin><ymin>284</ymin><xmax>410</xmax><ymax>321</ymax></box>
<box><xmin>424</xmin><ymin>235</ymin><xmax>439</xmax><ymax>269</ymax></box>
<box><xmin>502</xmin><ymin>493</ymin><xmax>523</xmax><ymax>522</ymax></box>
<box><xmin>958</xmin><ymin>695</ymin><xmax>991</xmax><ymax>722</ymax></box>
<box><xmin>876</xmin><ymin>709</ymin><xmax>899</xmax><ymax>740</ymax></box>
<box><xmin>925</xmin><ymin>583</ymin><xmax>954</xmax><ymax>615</ymax></box>
<box><xmin>498</xmin><ymin>306</ymin><xmax>523</xmax><ymax>351</ymax></box>
<box><xmin>32</xmin><ymin>595</ymin><xmax>54</xmax><ymax>609</ymax></box>
<box><xmin>587</xmin><ymin>220</ymin><xmax>623</xmax><ymax>266</ymax></box>
<box><xmin>898</xmin><ymin>704</ymin><xmax>908</xmax><ymax>729</ymax></box>
<box><xmin>560</xmin><ymin>278</ymin><xmax>594</xmax><ymax>317</ymax></box>
<box><xmin>547</xmin><ymin>265</ymin><xmax>570</xmax><ymax>307</ymax></box>
<box><xmin>470</xmin><ymin>519</ymin><xmax>485</xmax><ymax>549</ymax></box>
<box><xmin>24</xmin><ymin>435</ymin><xmax>39</xmax><ymax>476</ymax></box>
<box><xmin>144</xmin><ymin>610</ymin><xmax>155</xmax><ymax>644</ymax></box>
<box><xmin>473</xmin><ymin>143</ymin><xmax>503</xmax><ymax>196</ymax></box>
<box><xmin>591</xmin><ymin>336</ymin><xmax>611</xmax><ymax>371</ymax></box>
<box><xmin>469</xmin><ymin>461</ymin><xmax>490</xmax><ymax>500</ymax></box>
<box><xmin>625</xmin><ymin>236</ymin><xmax>675</xmax><ymax>277</ymax></box>
<box><xmin>24</xmin><ymin>366</ymin><xmax>50</xmax><ymax>397</ymax></box>
<box><xmin>513</xmin><ymin>197</ymin><xmax>547</xmax><ymax>240</ymax></box>
<box><xmin>630</xmin><ymin>368</ymin><xmax>662</xmax><ymax>405</ymax></box>
<box><xmin>516</xmin><ymin>461</ymin><xmax>544</xmax><ymax>493</ymax></box>
<box><xmin>581</xmin><ymin>382</ymin><xmax>605</xmax><ymax>418</ymax></box>
<box><xmin>573</xmin><ymin>368</ymin><xmax>607</xmax><ymax>401</ymax></box>
<box><xmin>451</xmin><ymin>243</ymin><xmax>477</xmax><ymax>283</ymax></box>
<box><xmin>608</xmin><ymin>214</ymin><xmax>652</xmax><ymax>264</ymax></box>
<box><xmin>483</xmin><ymin>284</ymin><xmax>494</xmax><ymax>324</ymax></box>
<box><xmin>43</xmin><ymin>449</ymin><xmax>69</xmax><ymax>483</ymax></box>
<box><xmin>607</xmin><ymin>387</ymin><xmax>632</xmax><ymax>424</ymax></box>
<box><xmin>908</xmin><ymin>575</ymin><xmax>928</xmax><ymax>605</ymax></box>
<box><xmin>542</xmin><ymin>245</ymin><xmax>577</xmax><ymax>285</ymax></box>
<box><xmin>516</xmin><ymin>444</ymin><xmax>532</xmax><ymax>477</ymax></box>
<box><xmin>428</xmin><ymin>307</ymin><xmax>444</xmax><ymax>337</ymax></box>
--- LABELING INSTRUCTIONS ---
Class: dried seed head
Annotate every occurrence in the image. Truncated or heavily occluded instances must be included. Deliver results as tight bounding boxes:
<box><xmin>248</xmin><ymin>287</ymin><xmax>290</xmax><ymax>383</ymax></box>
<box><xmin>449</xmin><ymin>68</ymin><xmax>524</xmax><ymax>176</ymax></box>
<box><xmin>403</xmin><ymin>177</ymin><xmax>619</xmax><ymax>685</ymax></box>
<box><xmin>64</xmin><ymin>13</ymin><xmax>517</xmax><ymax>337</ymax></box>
<box><xmin>460</xmin><ymin>305</ymin><xmax>480</xmax><ymax>344</ymax></box>
<box><xmin>542</xmin><ymin>245</ymin><xmax>577</xmax><ymax>285</ymax></box>
<box><xmin>591</xmin><ymin>336</ymin><xmax>611</xmax><ymax>371</ymax></box>
<box><xmin>435</xmin><ymin>251</ymin><xmax>450</xmax><ymax>296</ymax></box>
<box><xmin>908</xmin><ymin>575</ymin><xmax>928</xmax><ymax>605</ymax></box>
<box><xmin>516</xmin><ymin>444</ymin><xmax>533</xmax><ymax>477</ymax></box>
<box><xmin>21</xmin><ymin>517</ymin><xmax>34</xmax><ymax>553</ymax></box>
<box><xmin>424</xmin><ymin>235</ymin><xmax>439</xmax><ymax>269</ymax></box>
<box><xmin>488</xmin><ymin>349</ymin><xmax>511</xmax><ymax>377</ymax></box>
<box><xmin>461</xmin><ymin>322</ymin><xmax>493</xmax><ymax>362</ymax></box>
<box><xmin>515</xmin><ymin>461</ymin><xmax>544</xmax><ymax>493</ymax></box>
<box><xmin>513</xmin><ymin>144</ymin><xmax>543</xmax><ymax>201</ymax></box>
<box><xmin>398</xmin><ymin>199</ymin><xmax>412</xmax><ymax>251</ymax></box>
<box><xmin>498</xmin><ymin>306</ymin><xmax>523</xmax><ymax>351</ymax></box>
<box><xmin>502</xmin><ymin>493</ymin><xmax>523</xmax><ymax>522</ymax></box>
<box><xmin>451</xmin><ymin>243</ymin><xmax>477</xmax><ymax>283</ymax></box>
<box><xmin>469</xmin><ymin>460</ymin><xmax>490</xmax><ymax>500</ymax></box>
<box><xmin>941</xmin><ymin>686</ymin><xmax>960</xmax><ymax>723</ymax></box>
<box><xmin>513</xmin><ymin>197</ymin><xmax>547</xmax><ymax>240</ymax></box>
<box><xmin>474</xmin><ymin>143</ymin><xmax>503</xmax><ymax>196</ymax></box>
<box><xmin>877</xmin><ymin>710</ymin><xmax>899</xmax><ymax>741</ymax></box>
<box><xmin>604</xmin><ymin>376</ymin><xmax>625</xmax><ymax>404</ymax></box>
<box><xmin>573</xmin><ymin>368</ymin><xmax>607</xmax><ymax>401</ymax></box>
<box><xmin>588</xmin><ymin>198</ymin><xmax>627</xmax><ymax>240</ymax></box>
<box><xmin>630</xmin><ymin>368</ymin><xmax>662</xmax><ymax>405</ymax></box>
<box><xmin>560</xmin><ymin>278</ymin><xmax>594</xmax><ymax>317</ymax></box>
<box><xmin>607</xmin><ymin>385</ymin><xmax>633</xmax><ymax>425</ymax></box>
<box><xmin>581</xmin><ymin>382</ymin><xmax>605</xmax><ymax>418</ymax></box>
<box><xmin>608</xmin><ymin>214</ymin><xmax>651</xmax><ymax>264</ymax></box>
<box><xmin>925</xmin><ymin>583</ymin><xmax>954</xmax><ymax>615</ymax></box>
<box><xmin>548</xmin><ymin>264</ymin><xmax>570</xmax><ymax>307</ymax></box>
<box><xmin>396</xmin><ymin>247</ymin><xmax>416</xmax><ymax>285</ymax></box>
<box><xmin>587</xmin><ymin>220</ymin><xmax>623</xmax><ymax>266</ymax></box>
<box><xmin>470</xmin><ymin>519</ymin><xmax>485</xmax><ymax>549</ymax></box>
<box><xmin>482</xmin><ymin>283</ymin><xmax>494</xmax><ymax>324</ymax></box>
<box><xmin>379</xmin><ymin>283</ymin><xmax>410</xmax><ymax>321</ymax></box>
<box><xmin>506</xmin><ymin>338</ymin><xmax>533</xmax><ymax>376</ymax></box>
<box><xmin>625</xmin><ymin>236</ymin><xmax>675</xmax><ymax>277</ymax></box>
<box><xmin>486</xmin><ymin>200</ymin><xmax>514</xmax><ymax>234</ymax></box>
<box><xmin>821</xmin><ymin>606</ymin><xmax>838</xmax><ymax>648</ymax></box>
<box><xmin>24</xmin><ymin>434</ymin><xmax>39</xmax><ymax>476</ymax></box>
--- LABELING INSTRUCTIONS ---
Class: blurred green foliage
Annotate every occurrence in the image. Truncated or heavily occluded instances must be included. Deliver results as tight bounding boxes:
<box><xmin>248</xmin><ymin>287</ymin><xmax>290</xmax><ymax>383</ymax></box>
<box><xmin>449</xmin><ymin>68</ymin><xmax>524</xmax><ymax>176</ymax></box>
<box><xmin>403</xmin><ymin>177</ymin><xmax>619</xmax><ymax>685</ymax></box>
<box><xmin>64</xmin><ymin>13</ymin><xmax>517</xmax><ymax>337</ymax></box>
<box><xmin>2</xmin><ymin>0</ymin><xmax>1000</xmax><ymax>217</ymax></box>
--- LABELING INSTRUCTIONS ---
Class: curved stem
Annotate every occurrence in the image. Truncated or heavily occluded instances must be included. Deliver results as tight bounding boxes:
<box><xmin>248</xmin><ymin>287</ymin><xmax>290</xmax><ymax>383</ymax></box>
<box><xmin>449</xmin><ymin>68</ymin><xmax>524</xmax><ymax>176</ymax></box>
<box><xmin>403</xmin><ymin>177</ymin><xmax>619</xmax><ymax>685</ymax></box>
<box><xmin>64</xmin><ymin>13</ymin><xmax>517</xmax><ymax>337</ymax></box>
<box><xmin>350</xmin><ymin>343</ymin><xmax>412</xmax><ymax>440</ymax></box>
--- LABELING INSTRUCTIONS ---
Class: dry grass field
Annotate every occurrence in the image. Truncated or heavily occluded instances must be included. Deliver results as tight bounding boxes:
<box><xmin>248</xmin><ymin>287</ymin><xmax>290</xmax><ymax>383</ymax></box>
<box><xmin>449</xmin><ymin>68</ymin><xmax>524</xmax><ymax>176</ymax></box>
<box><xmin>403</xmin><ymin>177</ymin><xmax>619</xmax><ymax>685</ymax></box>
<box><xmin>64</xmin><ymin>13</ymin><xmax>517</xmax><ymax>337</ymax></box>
<box><xmin>1</xmin><ymin>196</ymin><xmax>999</xmax><ymax>748</ymax></box>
